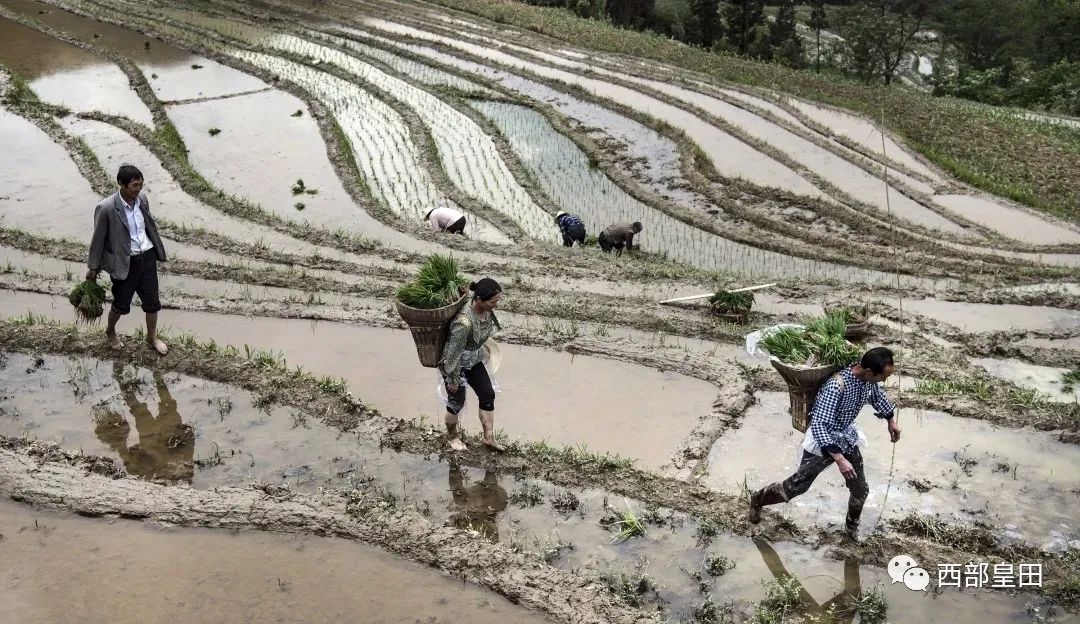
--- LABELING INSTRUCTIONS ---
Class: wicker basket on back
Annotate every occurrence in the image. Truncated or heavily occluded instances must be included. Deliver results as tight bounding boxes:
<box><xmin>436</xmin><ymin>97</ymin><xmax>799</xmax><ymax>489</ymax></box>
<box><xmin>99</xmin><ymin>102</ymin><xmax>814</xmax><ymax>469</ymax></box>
<box><xmin>395</xmin><ymin>293</ymin><xmax>469</xmax><ymax>367</ymax></box>
<box><xmin>770</xmin><ymin>360</ymin><xmax>844</xmax><ymax>432</ymax></box>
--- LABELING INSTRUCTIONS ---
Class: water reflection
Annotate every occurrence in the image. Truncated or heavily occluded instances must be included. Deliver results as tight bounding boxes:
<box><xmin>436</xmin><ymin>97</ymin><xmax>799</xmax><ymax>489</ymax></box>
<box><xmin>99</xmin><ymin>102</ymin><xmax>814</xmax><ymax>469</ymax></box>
<box><xmin>93</xmin><ymin>362</ymin><xmax>194</xmax><ymax>483</ymax></box>
<box><xmin>447</xmin><ymin>463</ymin><xmax>508</xmax><ymax>542</ymax></box>
<box><xmin>754</xmin><ymin>538</ymin><xmax>863</xmax><ymax>622</ymax></box>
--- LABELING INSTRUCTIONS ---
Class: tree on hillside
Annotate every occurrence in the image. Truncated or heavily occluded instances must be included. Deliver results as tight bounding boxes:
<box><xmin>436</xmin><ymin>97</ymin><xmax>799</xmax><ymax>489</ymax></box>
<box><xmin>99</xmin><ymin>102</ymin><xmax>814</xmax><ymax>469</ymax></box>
<box><xmin>723</xmin><ymin>0</ymin><xmax>768</xmax><ymax>58</ymax></box>
<box><xmin>808</xmin><ymin>0</ymin><xmax>828</xmax><ymax>73</ymax></box>
<box><xmin>605</xmin><ymin>0</ymin><xmax>655</xmax><ymax>29</ymax></box>
<box><xmin>769</xmin><ymin>0</ymin><xmax>805</xmax><ymax>67</ymax></box>
<box><xmin>835</xmin><ymin>0</ymin><xmax>930</xmax><ymax>84</ymax></box>
<box><xmin>689</xmin><ymin>0</ymin><xmax>722</xmax><ymax>48</ymax></box>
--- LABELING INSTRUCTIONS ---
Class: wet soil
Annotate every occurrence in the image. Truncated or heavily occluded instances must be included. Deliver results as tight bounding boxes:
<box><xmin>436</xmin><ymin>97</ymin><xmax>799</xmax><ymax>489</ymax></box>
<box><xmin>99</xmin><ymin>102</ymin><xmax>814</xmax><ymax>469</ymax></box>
<box><xmin>905</xmin><ymin>298</ymin><xmax>1080</xmax><ymax>334</ymax></box>
<box><xmin>785</xmin><ymin>97</ymin><xmax>945</xmax><ymax>183</ymax></box>
<box><xmin>0</xmin><ymin>293</ymin><xmax>718</xmax><ymax>471</ymax></box>
<box><xmin>0</xmin><ymin>12</ymin><xmax>153</xmax><ymax>124</ymax></box>
<box><xmin>166</xmin><ymin>88</ymin><xmax>438</xmax><ymax>248</ymax></box>
<box><xmin>1</xmin><ymin>0</ymin><xmax>269</xmax><ymax>102</ymax></box>
<box><xmin>706</xmin><ymin>392</ymin><xmax>1080</xmax><ymax>549</ymax></box>
<box><xmin>973</xmin><ymin>358</ymin><xmax>1080</xmax><ymax>404</ymax></box>
<box><xmin>0</xmin><ymin>500</ymin><xmax>554</xmax><ymax>624</ymax></box>
<box><xmin>934</xmin><ymin>194</ymin><xmax>1080</xmax><ymax>247</ymax></box>
<box><xmin>360</xmin><ymin>17</ymin><xmax>825</xmax><ymax>199</ymax></box>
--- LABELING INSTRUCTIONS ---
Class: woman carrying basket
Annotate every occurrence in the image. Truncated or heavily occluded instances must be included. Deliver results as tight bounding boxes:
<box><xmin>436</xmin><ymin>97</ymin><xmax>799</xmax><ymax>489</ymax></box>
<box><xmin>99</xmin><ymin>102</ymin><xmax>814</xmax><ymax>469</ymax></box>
<box><xmin>440</xmin><ymin>278</ymin><xmax>505</xmax><ymax>453</ymax></box>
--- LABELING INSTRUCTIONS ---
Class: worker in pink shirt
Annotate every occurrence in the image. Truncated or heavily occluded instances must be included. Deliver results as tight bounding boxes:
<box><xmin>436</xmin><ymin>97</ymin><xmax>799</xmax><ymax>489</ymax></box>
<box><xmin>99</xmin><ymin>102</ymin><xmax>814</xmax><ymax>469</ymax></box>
<box><xmin>424</xmin><ymin>207</ymin><xmax>467</xmax><ymax>235</ymax></box>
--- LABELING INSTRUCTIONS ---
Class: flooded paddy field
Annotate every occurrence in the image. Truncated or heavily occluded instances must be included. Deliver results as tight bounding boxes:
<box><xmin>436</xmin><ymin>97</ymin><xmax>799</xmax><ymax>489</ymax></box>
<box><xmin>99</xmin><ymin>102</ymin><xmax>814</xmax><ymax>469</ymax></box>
<box><xmin>0</xmin><ymin>499</ymin><xmax>549</xmax><ymax>624</ymax></box>
<box><xmin>2</xmin><ymin>0</ymin><xmax>1079</xmax><ymax>622</ymax></box>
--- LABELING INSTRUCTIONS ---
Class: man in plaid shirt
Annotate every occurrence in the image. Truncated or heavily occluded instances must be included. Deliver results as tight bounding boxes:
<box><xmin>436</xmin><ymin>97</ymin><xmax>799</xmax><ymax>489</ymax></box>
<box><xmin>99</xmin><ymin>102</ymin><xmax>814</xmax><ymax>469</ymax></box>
<box><xmin>748</xmin><ymin>347</ymin><xmax>902</xmax><ymax>539</ymax></box>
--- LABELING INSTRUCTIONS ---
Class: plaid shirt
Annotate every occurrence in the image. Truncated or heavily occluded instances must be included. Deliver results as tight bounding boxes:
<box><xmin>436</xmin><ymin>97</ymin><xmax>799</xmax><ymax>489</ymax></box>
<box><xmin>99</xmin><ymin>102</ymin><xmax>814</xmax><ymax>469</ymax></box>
<box><xmin>809</xmin><ymin>367</ymin><xmax>895</xmax><ymax>455</ymax></box>
<box><xmin>556</xmin><ymin>213</ymin><xmax>584</xmax><ymax>235</ymax></box>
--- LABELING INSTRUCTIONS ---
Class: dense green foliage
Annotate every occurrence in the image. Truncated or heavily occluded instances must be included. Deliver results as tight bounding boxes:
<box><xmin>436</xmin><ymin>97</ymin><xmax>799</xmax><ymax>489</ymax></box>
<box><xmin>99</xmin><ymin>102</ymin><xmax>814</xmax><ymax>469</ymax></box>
<box><xmin>931</xmin><ymin>0</ymin><xmax>1080</xmax><ymax>115</ymax></box>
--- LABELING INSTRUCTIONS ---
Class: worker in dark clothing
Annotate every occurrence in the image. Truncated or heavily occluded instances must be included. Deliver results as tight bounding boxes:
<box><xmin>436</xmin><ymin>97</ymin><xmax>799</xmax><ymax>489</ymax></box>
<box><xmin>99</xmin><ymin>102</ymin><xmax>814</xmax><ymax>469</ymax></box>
<box><xmin>598</xmin><ymin>221</ymin><xmax>642</xmax><ymax>256</ymax></box>
<box><xmin>554</xmin><ymin>211</ymin><xmax>587</xmax><ymax>247</ymax></box>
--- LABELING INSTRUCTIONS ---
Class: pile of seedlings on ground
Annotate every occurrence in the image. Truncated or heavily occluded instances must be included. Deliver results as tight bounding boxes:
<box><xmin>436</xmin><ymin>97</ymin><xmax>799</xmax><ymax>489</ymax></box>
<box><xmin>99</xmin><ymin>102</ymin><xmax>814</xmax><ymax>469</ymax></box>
<box><xmin>709</xmin><ymin>289</ymin><xmax>754</xmax><ymax>322</ymax></box>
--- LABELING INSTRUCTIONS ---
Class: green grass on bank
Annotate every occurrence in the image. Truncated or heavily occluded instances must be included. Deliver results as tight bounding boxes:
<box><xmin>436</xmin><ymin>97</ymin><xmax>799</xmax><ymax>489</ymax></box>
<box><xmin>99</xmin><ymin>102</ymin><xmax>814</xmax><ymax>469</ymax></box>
<box><xmin>423</xmin><ymin>0</ymin><xmax>1080</xmax><ymax>225</ymax></box>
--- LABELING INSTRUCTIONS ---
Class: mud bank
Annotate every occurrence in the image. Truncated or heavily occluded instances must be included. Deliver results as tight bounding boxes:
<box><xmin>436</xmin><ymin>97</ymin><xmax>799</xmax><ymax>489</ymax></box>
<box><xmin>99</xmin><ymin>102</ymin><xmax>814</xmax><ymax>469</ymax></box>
<box><xmin>0</xmin><ymin>498</ymin><xmax>552</xmax><ymax>624</ymax></box>
<box><xmin>0</xmin><ymin>439</ymin><xmax>655</xmax><ymax>624</ymax></box>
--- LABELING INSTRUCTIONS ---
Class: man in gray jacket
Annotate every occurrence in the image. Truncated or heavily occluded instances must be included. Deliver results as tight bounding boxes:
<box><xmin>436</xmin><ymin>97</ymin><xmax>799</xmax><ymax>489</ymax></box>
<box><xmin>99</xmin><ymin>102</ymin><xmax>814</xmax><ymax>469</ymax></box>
<box><xmin>86</xmin><ymin>165</ymin><xmax>169</xmax><ymax>355</ymax></box>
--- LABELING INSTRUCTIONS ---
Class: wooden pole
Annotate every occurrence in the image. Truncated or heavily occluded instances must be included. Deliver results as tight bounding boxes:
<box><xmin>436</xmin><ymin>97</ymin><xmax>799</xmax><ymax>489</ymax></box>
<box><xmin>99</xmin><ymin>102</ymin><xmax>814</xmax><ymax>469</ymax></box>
<box><xmin>658</xmin><ymin>283</ymin><xmax>777</xmax><ymax>305</ymax></box>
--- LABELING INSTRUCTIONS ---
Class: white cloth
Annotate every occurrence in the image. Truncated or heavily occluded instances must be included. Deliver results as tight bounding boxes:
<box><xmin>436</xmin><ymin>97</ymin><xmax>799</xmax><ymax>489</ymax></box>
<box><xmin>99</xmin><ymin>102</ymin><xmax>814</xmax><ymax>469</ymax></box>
<box><xmin>801</xmin><ymin>422</ymin><xmax>867</xmax><ymax>457</ymax></box>
<box><xmin>427</xmin><ymin>207</ymin><xmax>464</xmax><ymax>232</ymax></box>
<box><xmin>121</xmin><ymin>195</ymin><xmax>153</xmax><ymax>255</ymax></box>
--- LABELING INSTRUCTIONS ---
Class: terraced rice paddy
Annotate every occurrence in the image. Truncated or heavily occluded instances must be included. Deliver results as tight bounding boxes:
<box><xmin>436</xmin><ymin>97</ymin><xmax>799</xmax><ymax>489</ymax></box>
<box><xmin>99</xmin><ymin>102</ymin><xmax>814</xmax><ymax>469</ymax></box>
<box><xmin>1</xmin><ymin>0</ymin><xmax>1079</xmax><ymax>622</ymax></box>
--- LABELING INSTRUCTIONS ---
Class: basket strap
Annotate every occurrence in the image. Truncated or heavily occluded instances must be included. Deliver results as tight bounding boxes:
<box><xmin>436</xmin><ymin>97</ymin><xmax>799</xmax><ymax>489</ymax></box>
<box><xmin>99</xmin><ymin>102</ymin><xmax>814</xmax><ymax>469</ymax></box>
<box><xmin>833</xmin><ymin>373</ymin><xmax>845</xmax><ymax>393</ymax></box>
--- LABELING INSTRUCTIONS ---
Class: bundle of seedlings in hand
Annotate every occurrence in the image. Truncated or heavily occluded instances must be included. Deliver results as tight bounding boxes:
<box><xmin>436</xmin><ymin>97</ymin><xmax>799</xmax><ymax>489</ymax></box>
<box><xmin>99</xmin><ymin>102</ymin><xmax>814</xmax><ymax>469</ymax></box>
<box><xmin>68</xmin><ymin>278</ymin><xmax>107</xmax><ymax>324</ymax></box>
<box><xmin>396</xmin><ymin>254</ymin><xmax>469</xmax><ymax>309</ymax></box>
<box><xmin>761</xmin><ymin>312</ymin><xmax>860</xmax><ymax>367</ymax></box>
<box><xmin>709</xmin><ymin>289</ymin><xmax>754</xmax><ymax>314</ymax></box>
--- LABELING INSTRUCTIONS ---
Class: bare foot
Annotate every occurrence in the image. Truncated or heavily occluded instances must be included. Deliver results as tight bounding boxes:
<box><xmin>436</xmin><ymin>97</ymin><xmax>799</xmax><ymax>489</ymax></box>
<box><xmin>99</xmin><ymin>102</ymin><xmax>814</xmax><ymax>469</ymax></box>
<box><xmin>147</xmin><ymin>338</ymin><xmax>168</xmax><ymax>355</ymax></box>
<box><xmin>448</xmin><ymin>437</ymin><xmax>468</xmax><ymax>452</ymax></box>
<box><xmin>482</xmin><ymin>438</ymin><xmax>506</xmax><ymax>453</ymax></box>
<box><xmin>106</xmin><ymin>333</ymin><xmax>125</xmax><ymax>350</ymax></box>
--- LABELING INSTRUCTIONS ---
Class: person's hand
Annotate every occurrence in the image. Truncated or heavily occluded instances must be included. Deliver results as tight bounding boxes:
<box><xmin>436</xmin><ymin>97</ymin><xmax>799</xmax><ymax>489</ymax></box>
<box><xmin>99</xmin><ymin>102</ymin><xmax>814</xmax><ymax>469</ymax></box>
<box><xmin>85</xmin><ymin>269</ymin><xmax>99</xmax><ymax>281</ymax></box>
<box><xmin>835</xmin><ymin>456</ymin><xmax>856</xmax><ymax>480</ymax></box>
<box><xmin>888</xmin><ymin>418</ymin><xmax>902</xmax><ymax>443</ymax></box>
<box><xmin>446</xmin><ymin>382</ymin><xmax>459</xmax><ymax>394</ymax></box>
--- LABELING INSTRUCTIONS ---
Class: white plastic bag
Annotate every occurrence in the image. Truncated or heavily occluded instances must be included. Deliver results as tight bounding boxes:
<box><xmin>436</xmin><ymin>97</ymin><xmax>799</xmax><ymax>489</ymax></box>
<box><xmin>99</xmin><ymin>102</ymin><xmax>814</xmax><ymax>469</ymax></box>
<box><xmin>744</xmin><ymin>324</ymin><xmax>805</xmax><ymax>359</ymax></box>
<box><xmin>434</xmin><ymin>347</ymin><xmax>501</xmax><ymax>416</ymax></box>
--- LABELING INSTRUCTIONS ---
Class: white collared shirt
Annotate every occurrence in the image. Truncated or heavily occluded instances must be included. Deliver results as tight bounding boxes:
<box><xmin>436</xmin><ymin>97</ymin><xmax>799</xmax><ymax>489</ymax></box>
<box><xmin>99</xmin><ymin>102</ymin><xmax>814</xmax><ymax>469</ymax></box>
<box><xmin>121</xmin><ymin>194</ymin><xmax>154</xmax><ymax>255</ymax></box>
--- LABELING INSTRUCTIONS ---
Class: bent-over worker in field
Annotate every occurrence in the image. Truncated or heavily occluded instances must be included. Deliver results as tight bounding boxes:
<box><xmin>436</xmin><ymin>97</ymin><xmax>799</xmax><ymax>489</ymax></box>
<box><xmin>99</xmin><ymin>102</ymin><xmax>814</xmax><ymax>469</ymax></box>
<box><xmin>598</xmin><ymin>221</ymin><xmax>642</xmax><ymax>256</ymax></box>
<box><xmin>748</xmin><ymin>347</ymin><xmax>901</xmax><ymax>540</ymax></box>
<box><xmin>424</xmin><ymin>206</ymin><xmax>467</xmax><ymax>235</ymax></box>
<box><xmin>440</xmin><ymin>278</ymin><xmax>505</xmax><ymax>453</ymax></box>
<box><xmin>554</xmin><ymin>211</ymin><xmax>587</xmax><ymax>247</ymax></box>
<box><xmin>86</xmin><ymin>165</ymin><xmax>169</xmax><ymax>355</ymax></box>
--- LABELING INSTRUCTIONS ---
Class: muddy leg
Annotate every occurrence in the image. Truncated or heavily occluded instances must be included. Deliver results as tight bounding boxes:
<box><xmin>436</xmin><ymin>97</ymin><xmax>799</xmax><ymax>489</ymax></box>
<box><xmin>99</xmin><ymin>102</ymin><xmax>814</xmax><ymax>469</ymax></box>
<box><xmin>105</xmin><ymin>308</ymin><xmax>124</xmax><ymax>349</ymax></box>
<box><xmin>843</xmin><ymin>449</ymin><xmax>869</xmax><ymax>537</ymax></box>
<box><xmin>445</xmin><ymin>411</ymin><xmax>468</xmax><ymax>452</ymax></box>
<box><xmin>144</xmin><ymin>313</ymin><xmax>168</xmax><ymax>355</ymax></box>
<box><xmin>479</xmin><ymin>410</ymin><xmax>504</xmax><ymax>452</ymax></box>
<box><xmin>749</xmin><ymin>451</ymin><xmax>832</xmax><ymax>523</ymax></box>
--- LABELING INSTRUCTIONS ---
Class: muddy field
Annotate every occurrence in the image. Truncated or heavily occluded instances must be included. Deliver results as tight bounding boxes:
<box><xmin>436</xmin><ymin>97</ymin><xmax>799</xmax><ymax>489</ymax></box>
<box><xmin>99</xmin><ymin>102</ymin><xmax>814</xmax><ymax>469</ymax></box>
<box><xmin>0</xmin><ymin>0</ymin><xmax>1078</xmax><ymax>622</ymax></box>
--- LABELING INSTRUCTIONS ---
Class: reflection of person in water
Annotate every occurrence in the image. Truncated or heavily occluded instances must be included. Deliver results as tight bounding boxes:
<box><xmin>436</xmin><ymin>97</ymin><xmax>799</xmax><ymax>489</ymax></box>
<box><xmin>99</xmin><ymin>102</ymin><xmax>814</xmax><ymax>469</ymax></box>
<box><xmin>93</xmin><ymin>362</ymin><xmax>194</xmax><ymax>483</ymax></box>
<box><xmin>447</xmin><ymin>462</ymin><xmax>508</xmax><ymax>542</ymax></box>
<box><xmin>753</xmin><ymin>537</ymin><xmax>863</xmax><ymax>623</ymax></box>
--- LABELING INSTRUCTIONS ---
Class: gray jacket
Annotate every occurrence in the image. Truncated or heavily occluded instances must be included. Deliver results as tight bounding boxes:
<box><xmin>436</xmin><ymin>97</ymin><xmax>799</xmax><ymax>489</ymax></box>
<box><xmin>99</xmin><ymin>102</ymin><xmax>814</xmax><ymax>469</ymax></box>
<box><xmin>87</xmin><ymin>192</ymin><xmax>167</xmax><ymax>280</ymax></box>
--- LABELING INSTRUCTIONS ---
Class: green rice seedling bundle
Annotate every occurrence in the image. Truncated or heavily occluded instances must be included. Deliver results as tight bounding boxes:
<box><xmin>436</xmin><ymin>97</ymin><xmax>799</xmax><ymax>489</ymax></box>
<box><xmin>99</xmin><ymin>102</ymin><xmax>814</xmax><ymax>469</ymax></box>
<box><xmin>68</xmin><ymin>278</ymin><xmax>107</xmax><ymax>324</ymax></box>
<box><xmin>709</xmin><ymin>289</ymin><xmax>754</xmax><ymax>313</ymax></box>
<box><xmin>395</xmin><ymin>254</ymin><xmax>469</xmax><ymax>310</ymax></box>
<box><xmin>761</xmin><ymin>312</ymin><xmax>860</xmax><ymax>367</ymax></box>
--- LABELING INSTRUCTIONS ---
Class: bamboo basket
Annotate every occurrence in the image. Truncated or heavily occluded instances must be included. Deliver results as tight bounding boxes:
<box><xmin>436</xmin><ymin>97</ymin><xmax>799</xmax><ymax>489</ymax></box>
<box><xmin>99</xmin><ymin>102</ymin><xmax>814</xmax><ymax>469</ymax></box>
<box><xmin>395</xmin><ymin>293</ymin><xmax>469</xmax><ymax>367</ymax></box>
<box><xmin>843</xmin><ymin>322</ymin><xmax>869</xmax><ymax>340</ymax></box>
<box><xmin>770</xmin><ymin>360</ymin><xmax>843</xmax><ymax>432</ymax></box>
